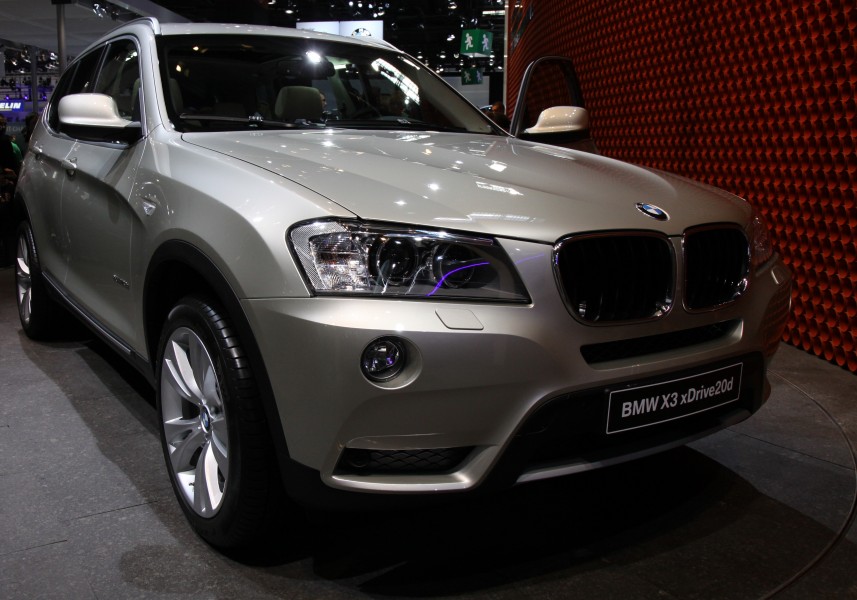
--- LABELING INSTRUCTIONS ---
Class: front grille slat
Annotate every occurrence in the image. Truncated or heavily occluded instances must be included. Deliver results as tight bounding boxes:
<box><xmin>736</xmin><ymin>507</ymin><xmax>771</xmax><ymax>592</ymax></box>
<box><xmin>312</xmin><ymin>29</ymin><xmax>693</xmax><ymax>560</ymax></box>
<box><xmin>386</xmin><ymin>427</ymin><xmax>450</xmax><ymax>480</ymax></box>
<box><xmin>555</xmin><ymin>226</ymin><xmax>751</xmax><ymax>324</ymax></box>
<box><xmin>555</xmin><ymin>233</ymin><xmax>674</xmax><ymax>323</ymax></box>
<box><xmin>684</xmin><ymin>227</ymin><xmax>749</xmax><ymax>310</ymax></box>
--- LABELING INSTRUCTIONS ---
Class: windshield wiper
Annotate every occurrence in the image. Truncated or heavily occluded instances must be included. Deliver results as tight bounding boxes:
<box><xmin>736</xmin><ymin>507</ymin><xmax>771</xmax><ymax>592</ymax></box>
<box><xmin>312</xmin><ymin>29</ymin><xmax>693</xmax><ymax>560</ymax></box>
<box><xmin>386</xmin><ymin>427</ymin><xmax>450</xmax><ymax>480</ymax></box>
<box><xmin>177</xmin><ymin>113</ymin><xmax>325</xmax><ymax>130</ymax></box>
<box><xmin>177</xmin><ymin>113</ymin><xmax>475</xmax><ymax>134</ymax></box>
<box><xmin>329</xmin><ymin>118</ymin><xmax>469</xmax><ymax>133</ymax></box>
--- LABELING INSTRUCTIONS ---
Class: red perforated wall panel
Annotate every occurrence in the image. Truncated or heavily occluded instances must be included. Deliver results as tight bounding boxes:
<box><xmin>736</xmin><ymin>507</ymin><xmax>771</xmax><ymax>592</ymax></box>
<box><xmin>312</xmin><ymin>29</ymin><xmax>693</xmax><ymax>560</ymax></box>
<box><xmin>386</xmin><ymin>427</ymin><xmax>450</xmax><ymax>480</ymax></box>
<box><xmin>507</xmin><ymin>0</ymin><xmax>857</xmax><ymax>372</ymax></box>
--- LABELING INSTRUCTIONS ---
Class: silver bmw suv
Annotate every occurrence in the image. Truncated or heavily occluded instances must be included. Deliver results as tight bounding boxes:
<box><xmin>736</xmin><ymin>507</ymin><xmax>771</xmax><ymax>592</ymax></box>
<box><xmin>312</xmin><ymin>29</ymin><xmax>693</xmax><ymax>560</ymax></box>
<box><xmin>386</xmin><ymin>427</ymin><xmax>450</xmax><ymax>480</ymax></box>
<box><xmin>13</xmin><ymin>18</ymin><xmax>791</xmax><ymax>550</ymax></box>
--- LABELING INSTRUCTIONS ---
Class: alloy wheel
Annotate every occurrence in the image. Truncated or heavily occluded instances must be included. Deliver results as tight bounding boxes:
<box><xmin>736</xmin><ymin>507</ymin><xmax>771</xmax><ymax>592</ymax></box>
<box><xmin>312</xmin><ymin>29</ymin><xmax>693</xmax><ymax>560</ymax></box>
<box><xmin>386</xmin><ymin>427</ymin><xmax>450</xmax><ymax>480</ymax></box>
<box><xmin>15</xmin><ymin>230</ymin><xmax>32</xmax><ymax>326</ymax></box>
<box><xmin>160</xmin><ymin>326</ymin><xmax>229</xmax><ymax>517</ymax></box>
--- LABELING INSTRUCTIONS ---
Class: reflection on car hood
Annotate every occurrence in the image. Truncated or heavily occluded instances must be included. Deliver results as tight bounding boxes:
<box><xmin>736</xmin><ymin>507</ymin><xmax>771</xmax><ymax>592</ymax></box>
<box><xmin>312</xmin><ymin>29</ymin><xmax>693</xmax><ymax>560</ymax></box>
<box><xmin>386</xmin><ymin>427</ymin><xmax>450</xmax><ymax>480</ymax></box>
<box><xmin>183</xmin><ymin>130</ymin><xmax>750</xmax><ymax>242</ymax></box>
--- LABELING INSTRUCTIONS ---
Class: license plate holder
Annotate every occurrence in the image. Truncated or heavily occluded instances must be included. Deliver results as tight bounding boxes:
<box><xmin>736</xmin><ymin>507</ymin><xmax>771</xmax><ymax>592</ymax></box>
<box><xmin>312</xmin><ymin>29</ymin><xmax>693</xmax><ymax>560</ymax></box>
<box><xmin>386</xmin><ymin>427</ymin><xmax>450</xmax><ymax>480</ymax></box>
<box><xmin>606</xmin><ymin>362</ymin><xmax>744</xmax><ymax>434</ymax></box>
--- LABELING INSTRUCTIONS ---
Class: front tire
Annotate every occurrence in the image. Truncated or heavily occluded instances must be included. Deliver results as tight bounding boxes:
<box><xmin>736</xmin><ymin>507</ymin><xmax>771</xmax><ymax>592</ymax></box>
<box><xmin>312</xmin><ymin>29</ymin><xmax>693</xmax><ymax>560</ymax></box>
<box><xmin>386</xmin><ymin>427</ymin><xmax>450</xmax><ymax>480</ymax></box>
<box><xmin>156</xmin><ymin>295</ymin><xmax>288</xmax><ymax>550</ymax></box>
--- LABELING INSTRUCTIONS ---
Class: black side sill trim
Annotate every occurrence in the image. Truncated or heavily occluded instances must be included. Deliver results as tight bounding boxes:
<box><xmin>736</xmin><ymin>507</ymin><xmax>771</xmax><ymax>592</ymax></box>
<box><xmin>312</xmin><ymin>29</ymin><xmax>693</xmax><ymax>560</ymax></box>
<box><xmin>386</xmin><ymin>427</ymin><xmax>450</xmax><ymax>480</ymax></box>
<box><xmin>42</xmin><ymin>270</ymin><xmax>153</xmax><ymax>383</ymax></box>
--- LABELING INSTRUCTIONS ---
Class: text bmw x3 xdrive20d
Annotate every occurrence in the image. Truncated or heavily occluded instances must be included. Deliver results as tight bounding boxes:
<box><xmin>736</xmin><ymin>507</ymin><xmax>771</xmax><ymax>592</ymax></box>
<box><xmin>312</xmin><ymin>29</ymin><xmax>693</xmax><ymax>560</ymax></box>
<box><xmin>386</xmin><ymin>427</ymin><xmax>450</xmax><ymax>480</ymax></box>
<box><xmin>13</xmin><ymin>19</ymin><xmax>791</xmax><ymax>550</ymax></box>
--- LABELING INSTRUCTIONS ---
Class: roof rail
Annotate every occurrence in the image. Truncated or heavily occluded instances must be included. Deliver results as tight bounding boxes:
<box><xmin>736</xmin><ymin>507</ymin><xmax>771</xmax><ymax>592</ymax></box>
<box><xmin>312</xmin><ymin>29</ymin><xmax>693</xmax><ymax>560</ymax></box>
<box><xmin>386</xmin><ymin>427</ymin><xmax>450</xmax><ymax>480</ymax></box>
<box><xmin>119</xmin><ymin>16</ymin><xmax>162</xmax><ymax>35</ymax></box>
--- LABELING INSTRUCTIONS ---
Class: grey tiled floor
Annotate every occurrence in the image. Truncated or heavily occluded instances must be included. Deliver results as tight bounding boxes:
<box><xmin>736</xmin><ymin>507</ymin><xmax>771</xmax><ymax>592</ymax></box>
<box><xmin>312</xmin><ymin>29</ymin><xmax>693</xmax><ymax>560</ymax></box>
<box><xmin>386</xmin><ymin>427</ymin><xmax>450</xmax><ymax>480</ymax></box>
<box><xmin>1</xmin><ymin>265</ymin><xmax>855</xmax><ymax>599</ymax></box>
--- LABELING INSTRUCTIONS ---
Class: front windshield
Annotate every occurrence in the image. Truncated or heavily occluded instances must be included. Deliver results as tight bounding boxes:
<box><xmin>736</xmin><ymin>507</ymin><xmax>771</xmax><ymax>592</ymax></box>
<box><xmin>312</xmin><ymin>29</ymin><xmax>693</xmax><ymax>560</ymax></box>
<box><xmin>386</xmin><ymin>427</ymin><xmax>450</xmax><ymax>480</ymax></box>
<box><xmin>157</xmin><ymin>33</ymin><xmax>498</xmax><ymax>134</ymax></box>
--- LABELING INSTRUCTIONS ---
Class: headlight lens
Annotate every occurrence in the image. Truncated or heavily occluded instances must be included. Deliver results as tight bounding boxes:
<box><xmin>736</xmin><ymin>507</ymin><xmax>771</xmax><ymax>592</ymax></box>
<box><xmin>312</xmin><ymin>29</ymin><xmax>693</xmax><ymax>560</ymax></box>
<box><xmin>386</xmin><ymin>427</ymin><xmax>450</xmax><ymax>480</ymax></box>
<box><xmin>749</xmin><ymin>209</ymin><xmax>774</xmax><ymax>269</ymax></box>
<box><xmin>289</xmin><ymin>220</ymin><xmax>529</xmax><ymax>301</ymax></box>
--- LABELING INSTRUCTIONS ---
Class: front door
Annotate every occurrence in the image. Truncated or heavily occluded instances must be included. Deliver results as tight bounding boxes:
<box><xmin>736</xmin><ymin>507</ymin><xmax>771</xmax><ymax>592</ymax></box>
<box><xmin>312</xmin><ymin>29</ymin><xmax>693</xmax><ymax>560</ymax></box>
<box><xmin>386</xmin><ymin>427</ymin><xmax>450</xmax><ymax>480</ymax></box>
<box><xmin>60</xmin><ymin>38</ymin><xmax>146</xmax><ymax>344</ymax></box>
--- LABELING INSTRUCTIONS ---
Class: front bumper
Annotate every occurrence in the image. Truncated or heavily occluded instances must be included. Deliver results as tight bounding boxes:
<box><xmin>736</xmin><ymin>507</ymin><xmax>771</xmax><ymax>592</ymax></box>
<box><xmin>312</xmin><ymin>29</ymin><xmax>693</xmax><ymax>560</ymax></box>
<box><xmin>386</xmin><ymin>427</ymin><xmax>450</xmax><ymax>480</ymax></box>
<box><xmin>241</xmin><ymin>240</ymin><xmax>791</xmax><ymax>499</ymax></box>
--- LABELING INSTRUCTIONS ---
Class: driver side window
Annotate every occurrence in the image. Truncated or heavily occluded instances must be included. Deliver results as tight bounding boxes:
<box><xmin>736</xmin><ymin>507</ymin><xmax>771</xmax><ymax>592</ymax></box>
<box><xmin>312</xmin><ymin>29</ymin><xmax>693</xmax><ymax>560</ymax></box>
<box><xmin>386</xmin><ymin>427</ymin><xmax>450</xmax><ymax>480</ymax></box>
<box><xmin>94</xmin><ymin>39</ymin><xmax>141</xmax><ymax>121</ymax></box>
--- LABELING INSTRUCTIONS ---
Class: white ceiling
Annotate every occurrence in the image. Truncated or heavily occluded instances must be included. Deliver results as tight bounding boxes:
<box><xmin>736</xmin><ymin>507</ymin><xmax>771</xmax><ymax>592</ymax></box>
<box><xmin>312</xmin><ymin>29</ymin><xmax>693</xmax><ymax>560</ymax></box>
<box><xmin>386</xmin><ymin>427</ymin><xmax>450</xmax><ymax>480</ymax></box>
<box><xmin>0</xmin><ymin>0</ymin><xmax>186</xmax><ymax>59</ymax></box>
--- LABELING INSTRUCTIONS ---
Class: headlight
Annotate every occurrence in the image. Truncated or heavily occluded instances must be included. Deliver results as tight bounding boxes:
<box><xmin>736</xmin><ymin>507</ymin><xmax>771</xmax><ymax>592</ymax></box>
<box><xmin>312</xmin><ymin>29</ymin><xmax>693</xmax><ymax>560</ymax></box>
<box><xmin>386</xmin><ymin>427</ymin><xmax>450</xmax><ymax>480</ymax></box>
<box><xmin>749</xmin><ymin>208</ymin><xmax>774</xmax><ymax>269</ymax></box>
<box><xmin>289</xmin><ymin>220</ymin><xmax>530</xmax><ymax>302</ymax></box>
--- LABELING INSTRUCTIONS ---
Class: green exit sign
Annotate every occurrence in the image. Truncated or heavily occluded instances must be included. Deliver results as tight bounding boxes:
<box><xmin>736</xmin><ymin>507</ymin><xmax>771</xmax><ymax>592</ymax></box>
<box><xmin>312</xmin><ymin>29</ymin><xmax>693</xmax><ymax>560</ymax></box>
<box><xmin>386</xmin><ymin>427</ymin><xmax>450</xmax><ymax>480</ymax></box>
<box><xmin>461</xmin><ymin>68</ymin><xmax>483</xmax><ymax>85</ymax></box>
<box><xmin>460</xmin><ymin>29</ymin><xmax>493</xmax><ymax>57</ymax></box>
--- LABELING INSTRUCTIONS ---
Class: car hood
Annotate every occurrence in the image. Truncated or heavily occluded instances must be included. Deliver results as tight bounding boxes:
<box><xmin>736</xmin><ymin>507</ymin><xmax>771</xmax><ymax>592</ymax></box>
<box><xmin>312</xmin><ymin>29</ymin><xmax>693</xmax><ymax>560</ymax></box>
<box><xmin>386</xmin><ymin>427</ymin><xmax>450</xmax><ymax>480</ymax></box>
<box><xmin>183</xmin><ymin>129</ymin><xmax>750</xmax><ymax>242</ymax></box>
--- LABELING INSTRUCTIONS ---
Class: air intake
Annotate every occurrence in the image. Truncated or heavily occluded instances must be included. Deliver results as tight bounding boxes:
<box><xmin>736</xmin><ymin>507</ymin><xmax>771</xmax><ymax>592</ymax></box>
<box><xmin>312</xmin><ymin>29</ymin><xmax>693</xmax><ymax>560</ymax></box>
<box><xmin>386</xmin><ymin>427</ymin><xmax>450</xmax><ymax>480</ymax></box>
<box><xmin>336</xmin><ymin>447</ymin><xmax>472</xmax><ymax>475</ymax></box>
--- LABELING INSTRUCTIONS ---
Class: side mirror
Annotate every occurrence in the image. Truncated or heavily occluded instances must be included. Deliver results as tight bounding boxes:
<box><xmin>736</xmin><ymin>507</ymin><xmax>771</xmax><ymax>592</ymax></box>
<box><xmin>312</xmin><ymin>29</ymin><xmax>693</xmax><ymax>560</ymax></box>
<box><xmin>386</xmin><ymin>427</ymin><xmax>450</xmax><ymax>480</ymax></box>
<box><xmin>524</xmin><ymin>106</ymin><xmax>589</xmax><ymax>135</ymax></box>
<box><xmin>519</xmin><ymin>105</ymin><xmax>597</xmax><ymax>152</ymax></box>
<box><xmin>510</xmin><ymin>56</ymin><xmax>599</xmax><ymax>153</ymax></box>
<box><xmin>58</xmin><ymin>93</ymin><xmax>142</xmax><ymax>144</ymax></box>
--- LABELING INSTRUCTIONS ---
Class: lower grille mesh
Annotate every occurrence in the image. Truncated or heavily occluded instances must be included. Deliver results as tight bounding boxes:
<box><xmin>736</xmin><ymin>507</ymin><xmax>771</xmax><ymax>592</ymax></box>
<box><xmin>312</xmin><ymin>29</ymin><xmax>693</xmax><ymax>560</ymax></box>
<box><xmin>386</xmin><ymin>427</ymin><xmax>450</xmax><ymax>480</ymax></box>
<box><xmin>336</xmin><ymin>447</ymin><xmax>472</xmax><ymax>475</ymax></box>
<box><xmin>580</xmin><ymin>320</ymin><xmax>740</xmax><ymax>364</ymax></box>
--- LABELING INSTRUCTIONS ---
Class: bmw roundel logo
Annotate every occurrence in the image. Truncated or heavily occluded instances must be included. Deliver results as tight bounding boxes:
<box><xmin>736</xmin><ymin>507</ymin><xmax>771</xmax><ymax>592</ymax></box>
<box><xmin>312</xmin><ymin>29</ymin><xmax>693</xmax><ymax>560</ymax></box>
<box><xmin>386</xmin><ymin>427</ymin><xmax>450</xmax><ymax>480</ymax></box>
<box><xmin>636</xmin><ymin>203</ymin><xmax>669</xmax><ymax>221</ymax></box>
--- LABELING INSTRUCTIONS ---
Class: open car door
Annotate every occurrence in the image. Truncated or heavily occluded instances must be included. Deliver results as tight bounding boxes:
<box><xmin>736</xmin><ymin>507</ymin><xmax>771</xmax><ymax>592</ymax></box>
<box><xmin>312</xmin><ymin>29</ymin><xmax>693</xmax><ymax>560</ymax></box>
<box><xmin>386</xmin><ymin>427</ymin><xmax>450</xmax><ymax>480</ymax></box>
<box><xmin>510</xmin><ymin>56</ymin><xmax>598</xmax><ymax>153</ymax></box>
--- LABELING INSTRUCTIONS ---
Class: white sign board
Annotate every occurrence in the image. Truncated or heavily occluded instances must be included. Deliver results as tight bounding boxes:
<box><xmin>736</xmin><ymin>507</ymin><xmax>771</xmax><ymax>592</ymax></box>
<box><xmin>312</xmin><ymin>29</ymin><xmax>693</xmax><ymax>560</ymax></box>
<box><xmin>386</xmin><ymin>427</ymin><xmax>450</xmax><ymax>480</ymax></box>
<box><xmin>297</xmin><ymin>20</ymin><xmax>384</xmax><ymax>39</ymax></box>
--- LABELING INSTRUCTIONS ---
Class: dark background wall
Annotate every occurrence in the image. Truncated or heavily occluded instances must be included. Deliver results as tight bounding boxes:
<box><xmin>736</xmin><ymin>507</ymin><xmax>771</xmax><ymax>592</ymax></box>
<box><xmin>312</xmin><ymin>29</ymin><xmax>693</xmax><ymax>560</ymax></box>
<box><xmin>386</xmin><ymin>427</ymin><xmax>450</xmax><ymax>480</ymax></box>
<box><xmin>507</xmin><ymin>0</ymin><xmax>857</xmax><ymax>372</ymax></box>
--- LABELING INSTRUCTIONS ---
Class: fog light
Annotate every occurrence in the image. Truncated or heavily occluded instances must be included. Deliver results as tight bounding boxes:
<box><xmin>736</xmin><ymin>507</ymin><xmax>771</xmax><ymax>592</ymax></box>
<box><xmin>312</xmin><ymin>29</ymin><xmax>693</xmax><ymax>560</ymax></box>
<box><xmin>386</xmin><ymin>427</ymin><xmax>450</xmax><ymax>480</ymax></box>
<box><xmin>361</xmin><ymin>337</ymin><xmax>406</xmax><ymax>382</ymax></box>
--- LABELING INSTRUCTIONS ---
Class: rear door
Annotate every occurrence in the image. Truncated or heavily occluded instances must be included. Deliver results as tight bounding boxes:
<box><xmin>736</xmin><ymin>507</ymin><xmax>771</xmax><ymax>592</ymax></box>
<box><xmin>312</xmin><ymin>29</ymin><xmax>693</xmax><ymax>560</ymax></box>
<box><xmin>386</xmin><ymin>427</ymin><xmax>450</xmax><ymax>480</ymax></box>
<box><xmin>27</xmin><ymin>49</ymin><xmax>104</xmax><ymax>282</ymax></box>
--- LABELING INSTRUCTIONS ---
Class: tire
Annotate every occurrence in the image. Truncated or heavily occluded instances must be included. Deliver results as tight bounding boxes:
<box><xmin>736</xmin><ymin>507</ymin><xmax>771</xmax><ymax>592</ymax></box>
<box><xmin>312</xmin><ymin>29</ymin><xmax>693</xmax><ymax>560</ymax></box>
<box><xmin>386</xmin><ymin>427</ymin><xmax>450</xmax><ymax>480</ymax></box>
<box><xmin>156</xmin><ymin>295</ymin><xmax>289</xmax><ymax>551</ymax></box>
<box><xmin>15</xmin><ymin>221</ymin><xmax>62</xmax><ymax>339</ymax></box>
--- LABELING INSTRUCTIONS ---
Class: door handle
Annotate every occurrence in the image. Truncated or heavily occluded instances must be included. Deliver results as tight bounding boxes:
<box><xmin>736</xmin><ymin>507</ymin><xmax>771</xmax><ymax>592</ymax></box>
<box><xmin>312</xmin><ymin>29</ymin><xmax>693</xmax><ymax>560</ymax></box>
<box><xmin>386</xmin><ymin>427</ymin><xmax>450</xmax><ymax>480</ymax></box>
<box><xmin>62</xmin><ymin>157</ymin><xmax>77</xmax><ymax>175</ymax></box>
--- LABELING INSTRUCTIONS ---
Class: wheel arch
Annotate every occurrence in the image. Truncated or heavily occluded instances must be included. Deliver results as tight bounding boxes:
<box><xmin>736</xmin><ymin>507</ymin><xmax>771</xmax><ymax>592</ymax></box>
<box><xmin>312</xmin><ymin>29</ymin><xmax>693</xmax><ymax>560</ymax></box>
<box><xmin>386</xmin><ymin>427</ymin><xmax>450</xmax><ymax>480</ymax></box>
<box><xmin>144</xmin><ymin>240</ymin><xmax>294</xmax><ymax>473</ymax></box>
<box><xmin>12</xmin><ymin>190</ymin><xmax>30</xmax><ymax>227</ymax></box>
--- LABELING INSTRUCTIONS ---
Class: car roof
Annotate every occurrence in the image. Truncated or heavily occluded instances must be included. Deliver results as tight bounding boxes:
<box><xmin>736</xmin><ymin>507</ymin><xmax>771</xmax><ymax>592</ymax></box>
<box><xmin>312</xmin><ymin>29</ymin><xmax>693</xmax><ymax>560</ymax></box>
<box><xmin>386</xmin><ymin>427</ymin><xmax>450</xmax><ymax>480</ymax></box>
<box><xmin>81</xmin><ymin>17</ymin><xmax>399</xmax><ymax>55</ymax></box>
